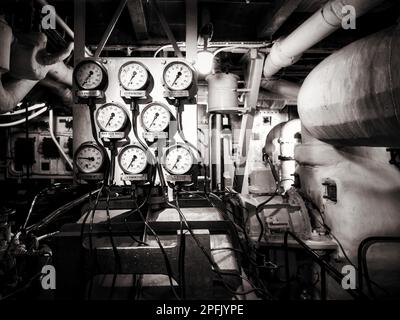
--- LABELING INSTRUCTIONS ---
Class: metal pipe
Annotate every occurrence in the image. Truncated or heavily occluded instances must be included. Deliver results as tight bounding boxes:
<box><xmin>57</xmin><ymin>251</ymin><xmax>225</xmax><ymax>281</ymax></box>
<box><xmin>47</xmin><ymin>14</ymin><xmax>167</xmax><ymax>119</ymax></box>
<box><xmin>279</xmin><ymin>119</ymin><xmax>301</xmax><ymax>193</ymax></box>
<box><xmin>263</xmin><ymin>0</ymin><xmax>385</xmax><ymax>78</ymax></box>
<box><xmin>260</xmin><ymin>79</ymin><xmax>300</xmax><ymax>100</ymax></box>
<box><xmin>94</xmin><ymin>0</ymin><xmax>128</xmax><ymax>58</ymax></box>
<box><xmin>208</xmin><ymin>113</ymin><xmax>214</xmax><ymax>190</ymax></box>
<box><xmin>284</xmin><ymin>231</ymin><xmax>368</xmax><ymax>300</ymax></box>
<box><xmin>36</xmin><ymin>0</ymin><xmax>92</xmax><ymax>56</ymax></box>
<box><xmin>357</xmin><ymin>237</ymin><xmax>400</xmax><ymax>297</ymax></box>
<box><xmin>215</xmin><ymin>114</ymin><xmax>223</xmax><ymax>191</ymax></box>
<box><xmin>49</xmin><ymin>108</ymin><xmax>73</xmax><ymax>169</ymax></box>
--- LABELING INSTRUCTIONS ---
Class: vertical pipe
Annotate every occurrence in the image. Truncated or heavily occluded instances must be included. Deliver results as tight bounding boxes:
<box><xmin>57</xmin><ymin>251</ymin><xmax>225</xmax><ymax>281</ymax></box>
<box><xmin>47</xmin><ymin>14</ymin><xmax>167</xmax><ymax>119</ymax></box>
<box><xmin>215</xmin><ymin>114</ymin><xmax>222</xmax><ymax>191</ymax></box>
<box><xmin>73</xmin><ymin>0</ymin><xmax>89</xmax><ymax>158</ymax></box>
<box><xmin>185</xmin><ymin>0</ymin><xmax>198</xmax><ymax>64</ymax></box>
<box><xmin>208</xmin><ymin>113</ymin><xmax>214</xmax><ymax>190</ymax></box>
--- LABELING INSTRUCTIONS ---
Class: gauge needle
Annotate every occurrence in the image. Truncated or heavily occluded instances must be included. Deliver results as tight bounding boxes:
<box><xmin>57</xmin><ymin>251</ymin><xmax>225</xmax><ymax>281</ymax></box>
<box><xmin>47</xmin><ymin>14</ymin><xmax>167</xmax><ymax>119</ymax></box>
<box><xmin>82</xmin><ymin>71</ymin><xmax>93</xmax><ymax>86</ymax></box>
<box><xmin>149</xmin><ymin>112</ymin><xmax>159</xmax><ymax>127</ymax></box>
<box><xmin>172</xmin><ymin>155</ymin><xmax>182</xmax><ymax>169</ymax></box>
<box><xmin>171</xmin><ymin>67</ymin><xmax>183</xmax><ymax>87</ymax></box>
<box><xmin>105</xmin><ymin>112</ymin><xmax>115</xmax><ymax>127</ymax></box>
<box><xmin>78</xmin><ymin>157</ymin><xmax>95</xmax><ymax>161</ymax></box>
<box><xmin>129</xmin><ymin>71</ymin><xmax>137</xmax><ymax>84</ymax></box>
<box><xmin>127</xmin><ymin>155</ymin><xmax>138</xmax><ymax>169</ymax></box>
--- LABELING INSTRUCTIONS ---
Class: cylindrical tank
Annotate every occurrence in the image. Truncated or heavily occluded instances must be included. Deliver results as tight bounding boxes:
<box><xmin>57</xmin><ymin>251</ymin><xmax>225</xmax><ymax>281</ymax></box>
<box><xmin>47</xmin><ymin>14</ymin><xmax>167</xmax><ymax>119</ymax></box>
<box><xmin>0</xmin><ymin>16</ymin><xmax>12</xmax><ymax>74</ymax></box>
<box><xmin>298</xmin><ymin>26</ymin><xmax>400</xmax><ymax>147</ymax></box>
<box><xmin>206</xmin><ymin>72</ymin><xmax>239</xmax><ymax>113</ymax></box>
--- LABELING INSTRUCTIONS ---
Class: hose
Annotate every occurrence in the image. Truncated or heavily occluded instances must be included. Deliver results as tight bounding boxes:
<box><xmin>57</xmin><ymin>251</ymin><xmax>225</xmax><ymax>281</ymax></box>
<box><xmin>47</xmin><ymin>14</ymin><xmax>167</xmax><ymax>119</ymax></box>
<box><xmin>0</xmin><ymin>107</ymin><xmax>48</xmax><ymax>127</ymax></box>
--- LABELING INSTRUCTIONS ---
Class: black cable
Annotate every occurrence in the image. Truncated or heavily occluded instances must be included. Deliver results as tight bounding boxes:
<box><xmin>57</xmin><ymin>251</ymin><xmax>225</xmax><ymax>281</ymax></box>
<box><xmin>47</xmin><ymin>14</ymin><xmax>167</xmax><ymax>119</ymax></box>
<box><xmin>175</xmin><ymin>104</ymin><xmax>202</xmax><ymax>160</ymax></box>
<box><xmin>88</xmin><ymin>101</ymin><xmax>110</xmax><ymax>185</ymax></box>
<box><xmin>104</xmin><ymin>188</ymin><xmax>122</xmax><ymax>300</ymax></box>
<box><xmin>173</xmin><ymin>187</ymin><xmax>186</xmax><ymax>299</ymax></box>
<box><xmin>133</xmin><ymin>198</ymin><xmax>181</xmax><ymax>300</ymax></box>
<box><xmin>25</xmin><ymin>103</ymin><xmax>30</xmax><ymax>180</ymax></box>
<box><xmin>0</xmin><ymin>256</ymin><xmax>51</xmax><ymax>300</ymax></box>
<box><xmin>313</xmin><ymin>210</ymin><xmax>390</xmax><ymax>296</ymax></box>
<box><xmin>170</xmin><ymin>194</ymin><xmax>273</xmax><ymax>299</ymax></box>
<box><xmin>178</xmin><ymin>208</ymin><xmax>186</xmax><ymax>299</ymax></box>
<box><xmin>254</xmin><ymin>191</ymin><xmax>278</xmax><ymax>242</ymax></box>
<box><xmin>82</xmin><ymin>184</ymin><xmax>104</xmax><ymax>300</ymax></box>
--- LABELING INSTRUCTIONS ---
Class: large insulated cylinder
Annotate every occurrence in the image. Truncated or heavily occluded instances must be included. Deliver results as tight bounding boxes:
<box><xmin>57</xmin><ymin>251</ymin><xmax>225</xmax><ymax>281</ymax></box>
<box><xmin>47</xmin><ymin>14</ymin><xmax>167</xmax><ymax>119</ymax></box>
<box><xmin>0</xmin><ymin>16</ymin><xmax>12</xmax><ymax>73</ymax></box>
<box><xmin>206</xmin><ymin>72</ymin><xmax>239</xmax><ymax>113</ymax></box>
<box><xmin>298</xmin><ymin>26</ymin><xmax>400</xmax><ymax>147</ymax></box>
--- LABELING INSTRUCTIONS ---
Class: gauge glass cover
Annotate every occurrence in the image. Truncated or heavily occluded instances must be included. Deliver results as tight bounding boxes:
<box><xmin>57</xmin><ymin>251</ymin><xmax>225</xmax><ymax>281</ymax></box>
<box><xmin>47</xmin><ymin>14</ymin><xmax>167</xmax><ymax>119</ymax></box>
<box><xmin>75</xmin><ymin>144</ymin><xmax>104</xmax><ymax>173</ymax></box>
<box><xmin>141</xmin><ymin>103</ymin><xmax>170</xmax><ymax>132</ymax></box>
<box><xmin>96</xmin><ymin>103</ymin><xmax>128</xmax><ymax>132</ymax></box>
<box><xmin>164</xmin><ymin>145</ymin><xmax>194</xmax><ymax>175</ymax></box>
<box><xmin>75</xmin><ymin>61</ymin><xmax>105</xmax><ymax>90</ymax></box>
<box><xmin>119</xmin><ymin>145</ymin><xmax>148</xmax><ymax>174</ymax></box>
<box><xmin>163</xmin><ymin>62</ymin><xmax>194</xmax><ymax>91</ymax></box>
<box><xmin>119</xmin><ymin>62</ymin><xmax>149</xmax><ymax>91</ymax></box>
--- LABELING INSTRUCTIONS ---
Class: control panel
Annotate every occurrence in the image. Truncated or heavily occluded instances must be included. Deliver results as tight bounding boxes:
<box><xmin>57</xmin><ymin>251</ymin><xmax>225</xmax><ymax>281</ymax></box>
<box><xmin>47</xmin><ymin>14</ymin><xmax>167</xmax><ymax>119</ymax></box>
<box><xmin>7</xmin><ymin>116</ymin><xmax>73</xmax><ymax>179</ymax></box>
<box><xmin>73</xmin><ymin>58</ymin><xmax>199</xmax><ymax>186</ymax></box>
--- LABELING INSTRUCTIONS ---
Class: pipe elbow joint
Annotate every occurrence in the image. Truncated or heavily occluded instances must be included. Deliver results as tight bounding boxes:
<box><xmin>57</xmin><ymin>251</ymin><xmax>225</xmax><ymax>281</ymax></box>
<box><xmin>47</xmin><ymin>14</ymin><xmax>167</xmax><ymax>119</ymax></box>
<box><xmin>263</xmin><ymin>40</ymin><xmax>301</xmax><ymax>78</ymax></box>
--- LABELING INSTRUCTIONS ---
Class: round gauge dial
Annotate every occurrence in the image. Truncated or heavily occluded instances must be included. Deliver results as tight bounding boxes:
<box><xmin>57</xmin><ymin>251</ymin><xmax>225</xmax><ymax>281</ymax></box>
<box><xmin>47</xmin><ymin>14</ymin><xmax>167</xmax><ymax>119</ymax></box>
<box><xmin>75</xmin><ymin>143</ymin><xmax>105</xmax><ymax>174</ymax></box>
<box><xmin>163</xmin><ymin>61</ymin><xmax>194</xmax><ymax>91</ymax></box>
<box><xmin>164</xmin><ymin>144</ymin><xmax>194</xmax><ymax>175</ymax></box>
<box><xmin>118</xmin><ymin>145</ymin><xmax>148</xmax><ymax>174</ymax></box>
<box><xmin>95</xmin><ymin>103</ymin><xmax>128</xmax><ymax>132</ymax></box>
<box><xmin>74</xmin><ymin>60</ymin><xmax>107</xmax><ymax>90</ymax></box>
<box><xmin>119</xmin><ymin>62</ymin><xmax>149</xmax><ymax>91</ymax></box>
<box><xmin>141</xmin><ymin>103</ymin><xmax>171</xmax><ymax>132</ymax></box>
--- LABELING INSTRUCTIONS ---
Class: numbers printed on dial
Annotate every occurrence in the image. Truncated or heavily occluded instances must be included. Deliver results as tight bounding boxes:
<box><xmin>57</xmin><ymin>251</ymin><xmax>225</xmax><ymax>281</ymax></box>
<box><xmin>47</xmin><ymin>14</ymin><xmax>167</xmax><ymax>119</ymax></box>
<box><xmin>142</xmin><ymin>103</ymin><xmax>170</xmax><ymax>132</ymax></box>
<box><xmin>164</xmin><ymin>145</ymin><xmax>193</xmax><ymax>175</ymax></box>
<box><xmin>75</xmin><ymin>145</ymin><xmax>104</xmax><ymax>174</ymax></box>
<box><xmin>119</xmin><ymin>62</ymin><xmax>149</xmax><ymax>91</ymax></box>
<box><xmin>164</xmin><ymin>62</ymin><xmax>193</xmax><ymax>91</ymax></box>
<box><xmin>96</xmin><ymin>103</ymin><xmax>128</xmax><ymax>132</ymax></box>
<box><xmin>119</xmin><ymin>146</ymin><xmax>148</xmax><ymax>174</ymax></box>
<box><xmin>75</xmin><ymin>61</ymin><xmax>104</xmax><ymax>90</ymax></box>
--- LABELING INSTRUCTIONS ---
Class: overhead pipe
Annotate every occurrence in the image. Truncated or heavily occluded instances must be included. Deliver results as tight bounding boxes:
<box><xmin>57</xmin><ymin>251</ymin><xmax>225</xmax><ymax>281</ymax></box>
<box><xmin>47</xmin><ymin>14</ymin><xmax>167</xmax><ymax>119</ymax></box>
<box><xmin>260</xmin><ymin>79</ymin><xmax>300</xmax><ymax>100</ymax></box>
<box><xmin>256</xmin><ymin>79</ymin><xmax>300</xmax><ymax>110</ymax></box>
<box><xmin>263</xmin><ymin>0</ymin><xmax>386</xmax><ymax>78</ymax></box>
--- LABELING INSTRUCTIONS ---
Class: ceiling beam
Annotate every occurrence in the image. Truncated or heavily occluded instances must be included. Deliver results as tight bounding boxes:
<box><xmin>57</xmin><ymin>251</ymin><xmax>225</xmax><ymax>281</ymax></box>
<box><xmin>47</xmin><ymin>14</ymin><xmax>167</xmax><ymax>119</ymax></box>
<box><xmin>127</xmin><ymin>0</ymin><xmax>149</xmax><ymax>40</ymax></box>
<box><xmin>257</xmin><ymin>0</ymin><xmax>302</xmax><ymax>39</ymax></box>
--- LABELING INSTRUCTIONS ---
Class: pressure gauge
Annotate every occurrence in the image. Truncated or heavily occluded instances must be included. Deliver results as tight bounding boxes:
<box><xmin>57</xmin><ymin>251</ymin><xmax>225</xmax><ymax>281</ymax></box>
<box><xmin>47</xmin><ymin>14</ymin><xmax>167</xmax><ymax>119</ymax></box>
<box><xmin>163</xmin><ymin>144</ymin><xmax>194</xmax><ymax>175</ymax></box>
<box><xmin>119</xmin><ymin>61</ymin><xmax>149</xmax><ymax>91</ymax></box>
<box><xmin>141</xmin><ymin>102</ymin><xmax>171</xmax><ymax>132</ymax></box>
<box><xmin>75</xmin><ymin>143</ymin><xmax>105</xmax><ymax>174</ymax></box>
<box><xmin>95</xmin><ymin>103</ymin><xmax>128</xmax><ymax>132</ymax></box>
<box><xmin>118</xmin><ymin>145</ymin><xmax>148</xmax><ymax>174</ymax></box>
<box><xmin>163</xmin><ymin>61</ymin><xmax>194</xmax><ymax>91</ymax></box>
<box><xmin>74</xmin><ymin>60</ymin><xmax>108</xmax><ymax>90</ymax></box>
